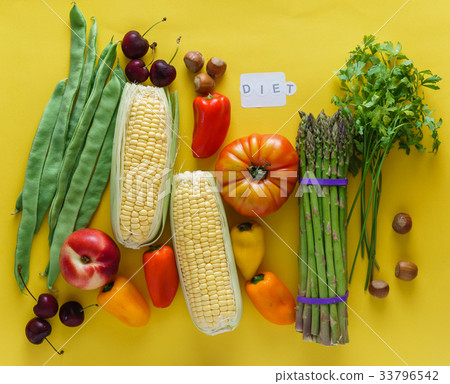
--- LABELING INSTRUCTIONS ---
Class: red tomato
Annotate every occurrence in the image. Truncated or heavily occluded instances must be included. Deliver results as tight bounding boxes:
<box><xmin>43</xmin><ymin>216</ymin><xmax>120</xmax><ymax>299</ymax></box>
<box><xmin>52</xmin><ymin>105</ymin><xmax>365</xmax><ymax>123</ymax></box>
<box><xmin>142</xmin><ymin>246</ymin><xmax>179</xmax><ymax>308</ymax></box>
<box><xmin>215</xmin><ymin>133</ymin><xmax>298</xmax><ymax>217</ymax></box>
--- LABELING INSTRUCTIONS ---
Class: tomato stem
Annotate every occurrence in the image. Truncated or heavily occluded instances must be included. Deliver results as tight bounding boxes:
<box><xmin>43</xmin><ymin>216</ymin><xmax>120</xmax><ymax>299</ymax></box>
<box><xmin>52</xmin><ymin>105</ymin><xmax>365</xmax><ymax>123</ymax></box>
<box><xmin>247</xmin><ymin>163</ymin><xmax>270</xmax><ymax>181</ymax></box>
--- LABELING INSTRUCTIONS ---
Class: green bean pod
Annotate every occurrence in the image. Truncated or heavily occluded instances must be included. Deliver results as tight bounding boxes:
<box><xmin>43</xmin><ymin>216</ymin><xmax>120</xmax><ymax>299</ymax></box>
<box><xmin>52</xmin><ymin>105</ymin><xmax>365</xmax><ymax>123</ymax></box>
<box><xmin>74</xmin><ymin>62</ymin><xmax>126</xmax><ymax>230</ymax></box>
<box><xmin>13</xmin><ymin>190</ymin><xmax>23</xmax><ymax>214</ymax></box>
<box><xmin>92</xmin><ymin>39</ymin><xmax>113</xmax><ymax>84</ymax></box>
<box><xmin>74</xmin><ymin>110</ymin><xmax>117</xmax><ymax>230</ymax></box>
<box><xmin>111</xmin><ymin>58</ymin><xmax>128</xmax><ymax>87</ymax></box>
<box><xmin>42</xmin><ymin>84</ymin><xmax>120</xmax><ymax>278</ymax></box>
<box><xmin>66</xmin><ymin>16</ymin><xmax>98</xmax><ymax>144</ymax></box>
<box><xmin>48</xmin><ymin>42</ymin><xmax>118</xmax><ymax>241</ymax></box>
<box><xmin>47</xmin><ymin>73</ymin><xmax>122</xmax><ymax>290</ymax></box>
<box><xmin>35</xmin><ymin>4</ymin><xmax>87</xmax><ymax>233</ymax></box>
<box><xmin>14</xmin><ymin>80</ymin><xmax>66</xmax><ymax>290</ymax></box>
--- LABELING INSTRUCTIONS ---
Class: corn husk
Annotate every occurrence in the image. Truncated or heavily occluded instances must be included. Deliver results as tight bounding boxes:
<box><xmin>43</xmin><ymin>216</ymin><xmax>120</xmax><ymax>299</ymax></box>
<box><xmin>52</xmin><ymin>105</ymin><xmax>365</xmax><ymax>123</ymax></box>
<box><xmin>111</xmin><ymin>84</ymin><xmax>179</xmax><ymax>248</ymax></box>
<box><xmin>170</xmin><ymin>171</ymin><xmax>242</xmax><ymax>335</ymax></box>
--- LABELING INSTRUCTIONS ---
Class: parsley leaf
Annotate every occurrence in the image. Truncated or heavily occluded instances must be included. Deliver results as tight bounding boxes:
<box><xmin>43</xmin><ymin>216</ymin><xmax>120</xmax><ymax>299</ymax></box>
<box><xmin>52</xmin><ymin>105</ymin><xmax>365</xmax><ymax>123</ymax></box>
<box><xmin>332</xmin><ymin>35</ymin><xmax>442</xmax><ymax>290</ymax></box>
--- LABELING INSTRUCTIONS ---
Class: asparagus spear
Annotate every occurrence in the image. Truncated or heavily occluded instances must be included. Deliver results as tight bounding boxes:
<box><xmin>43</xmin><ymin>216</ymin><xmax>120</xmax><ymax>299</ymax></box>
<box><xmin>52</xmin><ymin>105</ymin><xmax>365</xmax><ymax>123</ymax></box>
<box><xmin>330</xmin><ymin>120</ymin><xmax>348</xmax><ymax>343</ymax></box>
<box><xmin>297</xmin><ymin>114</ymin><xmax>320</xmax><ymax>337</ymax></box>
<box><xmin>296</xmin><ymin>113</ymin><xmax>309</xmax><ymax>333</ymax></box>
<box><xmin>318</xmin><ymin>111</ymin><xmax>340</xmax><ymax>345</ymax></box>
<box><xmin>306</xmin><ymin>119</ymin><xmax>331</xmax><ymax>346</ymax></box>
<box><xmin>296</xmin><ymin>191</ymin><xmax>308</xmax><ymax>333</ymax></box>
<box><xmin>302</xmin><ymin>262</ymin><xmax>313</xmax><ymax>341</ymax></box>
<box><xmin>296</xmin><ymin>110</ymin><xmax>351</xmax><ymax>345</ymax></box>
<box><xmin>313</xmin><ymin>116</ymin><xmax>324</xmax><ymax>217</ymax></box>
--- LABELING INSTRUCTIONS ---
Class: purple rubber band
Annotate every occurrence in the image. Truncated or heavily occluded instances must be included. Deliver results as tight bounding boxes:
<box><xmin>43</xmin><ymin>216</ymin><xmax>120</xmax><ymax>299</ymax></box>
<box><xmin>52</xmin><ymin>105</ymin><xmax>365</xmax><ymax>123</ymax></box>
<box><xmin>299</xmin><ymin>178</ymin><xmax>348</xmax><ymax>186</ymax></box>
<box><xmin>297</xmin><ymin>291</ymin><xmax>349</xmax><ymax>305</ymax></box>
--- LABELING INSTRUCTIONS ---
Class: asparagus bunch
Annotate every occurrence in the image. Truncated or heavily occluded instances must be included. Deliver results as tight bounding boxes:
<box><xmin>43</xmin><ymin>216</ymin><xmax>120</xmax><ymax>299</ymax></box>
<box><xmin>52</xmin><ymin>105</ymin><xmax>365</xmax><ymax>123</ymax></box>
<box><xmin>295</xmin><ymin>110</ymin><xmax>354</xmax><ymax>346</ymax></box>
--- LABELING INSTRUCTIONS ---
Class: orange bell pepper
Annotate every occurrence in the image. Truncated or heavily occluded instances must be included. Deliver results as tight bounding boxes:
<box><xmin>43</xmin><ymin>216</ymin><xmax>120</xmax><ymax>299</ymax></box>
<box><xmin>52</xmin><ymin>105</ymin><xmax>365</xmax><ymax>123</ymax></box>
<box><xmin>245</xmin><ymin>272</ymin><xmax>295</xmax><ymax>325</ymax></box>
<box><xmin>97</xmin><ymin>276</ymin><xmax>150</xmax><ymax>327</ymax></box>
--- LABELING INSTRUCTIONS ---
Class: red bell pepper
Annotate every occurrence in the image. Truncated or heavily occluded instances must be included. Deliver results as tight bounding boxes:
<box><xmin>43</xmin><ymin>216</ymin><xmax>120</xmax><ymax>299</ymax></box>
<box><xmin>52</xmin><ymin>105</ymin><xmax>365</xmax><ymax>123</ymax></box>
<box><xmin>192</xmin><ymin>93</ymin><xmax>231</xmax><ymax>158</ymax></box>
<box><xmin>142</xmin><ymin>245</ymin><xmax>179</xmax><ymax>308</ymax></box>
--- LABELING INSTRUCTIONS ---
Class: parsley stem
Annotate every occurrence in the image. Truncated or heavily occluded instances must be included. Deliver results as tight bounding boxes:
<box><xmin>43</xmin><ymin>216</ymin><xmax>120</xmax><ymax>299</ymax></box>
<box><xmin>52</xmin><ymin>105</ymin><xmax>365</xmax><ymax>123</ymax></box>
<box><xmin>347</xmin><ymin>140</ymin><xmax>379</xmax><ymax>224</ymax></box>
<box><xmin>349</xmin><ymin>147</ymin><xmax>387</xmax><ymax>284</ymax></box>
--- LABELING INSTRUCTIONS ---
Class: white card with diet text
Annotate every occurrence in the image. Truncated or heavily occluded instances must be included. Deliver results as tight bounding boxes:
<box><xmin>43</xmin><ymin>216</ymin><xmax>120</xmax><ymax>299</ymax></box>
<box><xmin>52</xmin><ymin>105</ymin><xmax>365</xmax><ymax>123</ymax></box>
<box><xmin>240</xmin><ymin>72</ymin><xmax>297</xmax><ymax>108</ymax></box>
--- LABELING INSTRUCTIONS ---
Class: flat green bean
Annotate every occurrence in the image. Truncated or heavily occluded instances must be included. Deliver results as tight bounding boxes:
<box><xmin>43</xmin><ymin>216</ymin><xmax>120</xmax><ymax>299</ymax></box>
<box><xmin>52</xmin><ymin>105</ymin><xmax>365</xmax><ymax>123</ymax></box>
<box><xmin>47</xmin><ymin>73</ymin><xmax>122</xmax><ymax>290</ymax></box>
<box><xmin>48</xmin><ymin>42</ymin><xmax>118</xmax><ymax>240</ymax></box>
<box><xmin>13</xmin><ymin>190</ymin><xmax>23</xmax><ymax>214</ymax></box>
<box><xmin>92</xmin><ymin>39</ymin><xmax>113</xmax><ymax>84</ymax></box>
<box><xmin>66</xmin><ymin>16</ymin><xmax>98</xmax><ymax>144</ymax></box>
<box><xmin>14</xmin><ymin>80</ymin><xmax>66</xmax><ymax>291</ymax></box>
<box><xmin>44</xmin><ymin>62</ymin><xmax>125</xmax><ymax>276</ymax></box>
<box><xmin>75</xmin><ymin>62</ymin><xmax>126</xmax><ymax>230</ymax></box>
<box><xmin>73</xmin><ymin>109</ymin><xmax>117</xmax><ymax>231</ymax></box>
<box><xmin>111</xmin><ymin>58</ymin><xmax>128</xmax><ymax>87</ymax></box>
<box><xmin>36</xmin><ymin>4</ymin><xmax>86</xmax><ymax>233</ymax></box>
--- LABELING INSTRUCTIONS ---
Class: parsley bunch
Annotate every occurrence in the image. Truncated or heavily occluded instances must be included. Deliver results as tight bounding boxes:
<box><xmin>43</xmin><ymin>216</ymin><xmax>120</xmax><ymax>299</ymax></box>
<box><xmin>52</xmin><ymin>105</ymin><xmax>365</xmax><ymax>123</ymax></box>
<box><xmin>332</xmin><ymin>35</ymin><xmax>442</xmax><ymax>290</ymax></box>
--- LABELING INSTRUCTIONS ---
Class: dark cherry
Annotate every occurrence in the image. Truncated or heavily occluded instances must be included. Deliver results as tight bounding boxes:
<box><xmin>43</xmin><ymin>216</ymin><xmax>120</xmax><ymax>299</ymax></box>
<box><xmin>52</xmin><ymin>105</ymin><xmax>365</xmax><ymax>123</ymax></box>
<box><xmin>33</xmin><ymin>294</ymin><xmax>59</xmax><ymax>319</ymax></box>
<box><xmin>125</xmin><ymin>59</ymin><xmax>149</xmax><ymax>83</ymax></box>
<box><xmin>59</xmin><ymin>301</ymin><xmax>84</xmax><ymax>327</ymax></box>
<box><xmin>149</xmin><ymin>36</ymin><xmax>181</xmax><ymax>87</ymax></box>
<box><xmin>25</xmin><ymin>318</ymin><xmax>52</xmax><ymax>344</ymax></box>
<box><xmin>121</xmin><ymin>18</ymin><xmax>166</xmax><ymax>59</ymax></box>
<box><xmin>122</xmin><ymin>31</ymin><xmax>149</xmax><ymax>59</ymax></box>
<box><xmin>17</xmin><ymin>267</ymin><xmax>63</xmax><ymax>354</ymax></box>
<box><xmin>149</xmin><ymin>60</ymin><xmax>177</xmax><ymax>87</ymax></box>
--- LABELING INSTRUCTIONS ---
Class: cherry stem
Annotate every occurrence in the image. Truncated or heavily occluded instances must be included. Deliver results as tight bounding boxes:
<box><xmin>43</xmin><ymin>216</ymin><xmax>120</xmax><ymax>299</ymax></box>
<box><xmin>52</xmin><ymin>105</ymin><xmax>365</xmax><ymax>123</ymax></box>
<box><xmin>146</xmin><ymin>42</ymin><xmax>157</xmax><ymax>67</ymax></box>
<box><xmin>142</xmin><ymin>17</ymin><xmax>167</xmax><ymax>37</ymax></box>
<box><xmin>45</xmin><ymin>338</ymin><xmax>64</xmax><ymax>355</ymax></box>
<box><xmin>80</xmin><ymin>304</ymin><xmax>99</xmax><ymax>312</ymax></box>
<box><xmin>168</xmin><ymin>36</ymin><xmax>181</xmax><ymax>65</ymax></box>
<box><xmin>17</xmin><ymin>266</ymin><xmax>37</xmax><ymax>301</ymax></box>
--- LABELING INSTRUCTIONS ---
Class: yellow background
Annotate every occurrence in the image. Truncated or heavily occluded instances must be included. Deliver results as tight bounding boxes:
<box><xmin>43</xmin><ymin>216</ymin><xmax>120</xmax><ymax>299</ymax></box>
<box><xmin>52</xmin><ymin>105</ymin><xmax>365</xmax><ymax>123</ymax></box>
<box><xmin>1</xmin><ymin>0</ymin><xmax>449</xmax><ymax>366</ymax></box>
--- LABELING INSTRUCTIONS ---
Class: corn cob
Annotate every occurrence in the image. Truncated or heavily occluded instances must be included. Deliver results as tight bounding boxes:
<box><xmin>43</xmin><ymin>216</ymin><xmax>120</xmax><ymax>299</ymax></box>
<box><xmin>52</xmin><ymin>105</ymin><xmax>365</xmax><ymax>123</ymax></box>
<box><xmin>111</xmin><ymin>83</ymin><xmax>178</xmax><ymax>248</ymax></box>
<box><xmin>170</xmin><ymin>171</ymin><xmax>242</xmax><ymax>335</ymax></box>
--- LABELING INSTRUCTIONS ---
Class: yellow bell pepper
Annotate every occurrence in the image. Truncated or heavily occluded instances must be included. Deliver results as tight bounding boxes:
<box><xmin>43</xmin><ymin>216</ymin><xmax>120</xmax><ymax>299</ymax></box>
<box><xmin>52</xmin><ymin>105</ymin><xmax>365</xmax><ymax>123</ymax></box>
<box><xmin>97</xmin><ymin>276</ymin><xmax>150</xmax><ymax>327</ymax></box>
<box><xmin>230</xmin><ymin>221</ymin><xmax>265</xmax><ymax>281</ymax></box>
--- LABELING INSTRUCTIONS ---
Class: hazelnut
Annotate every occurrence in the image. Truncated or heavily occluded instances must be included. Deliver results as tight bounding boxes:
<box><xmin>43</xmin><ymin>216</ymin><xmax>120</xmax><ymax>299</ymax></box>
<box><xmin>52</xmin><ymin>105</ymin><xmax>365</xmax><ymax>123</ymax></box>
<box><xmin>369</xmin><ymin>280</ymin><xmax>389</xmax><ymax>298</ymax></box>
<box><xmin>184</xmin><ymin>50</ymin><xmax>204</xmax><ymax>73</ymax></box>
<box><xmin>395</xmin><ymin>261</ymin><xmax>418</xmax><ymax>281</ymax></box>
<box><xmin>392</xmin><ymin>213</ymin><xmax>412</xmax><ymax>234</ymax></box>
<box><xmin>206</xmin><ymin>57</ymin><xmax>227</xmax><ymax>79</ymax></box>
<box><xmin>194</xmin><ymin>73</ymin><xmax>215</xmax><ymax>94</ymax></box>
